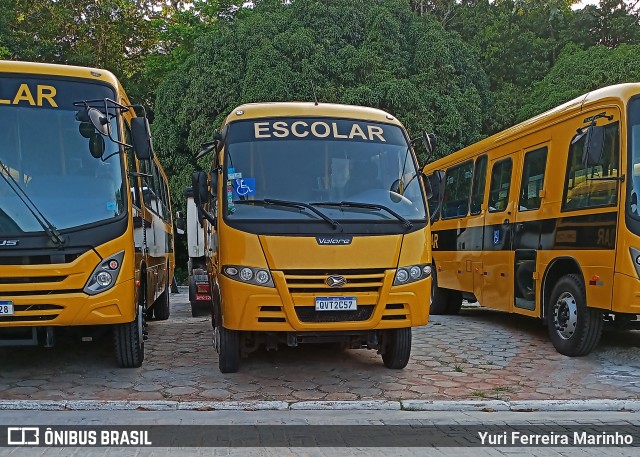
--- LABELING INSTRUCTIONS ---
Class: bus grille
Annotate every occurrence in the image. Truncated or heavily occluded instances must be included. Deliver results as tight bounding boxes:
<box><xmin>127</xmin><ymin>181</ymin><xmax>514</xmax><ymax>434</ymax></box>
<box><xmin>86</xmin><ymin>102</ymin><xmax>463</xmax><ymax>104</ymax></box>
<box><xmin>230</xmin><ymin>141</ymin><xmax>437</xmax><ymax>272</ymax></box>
<box><xmin>0</xmin><ymin>276</ymin><xmax>66</xmax><ymax>284</ymax></box>
<box><xmin>0</xmin><ymin>252</ymin><xmax>83</xmax><ymax>265</ymax></box>
<box><xmin>0</xmin><ymin>304</ymin><xmax>63</xmax><ymax>323</ymax></box>
<box><xmin>294</xmin><ymin>305</ymin><xmax>375</xmax><ymax>323</ymax></box>
<box><xmin>283</xmin><ymin>269</ymin><xmax>385</xmax><ymax>294</ymax></box>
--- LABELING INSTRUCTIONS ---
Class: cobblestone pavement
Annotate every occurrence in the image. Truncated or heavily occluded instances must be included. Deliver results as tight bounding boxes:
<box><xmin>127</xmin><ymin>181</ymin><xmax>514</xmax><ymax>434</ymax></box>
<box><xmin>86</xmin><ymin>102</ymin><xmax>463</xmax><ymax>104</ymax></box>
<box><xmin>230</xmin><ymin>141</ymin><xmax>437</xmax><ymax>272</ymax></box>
<box><xmin>0</xmin><ymin>292</ymin><xmax>639</xmax><ymax>402</ymax></box>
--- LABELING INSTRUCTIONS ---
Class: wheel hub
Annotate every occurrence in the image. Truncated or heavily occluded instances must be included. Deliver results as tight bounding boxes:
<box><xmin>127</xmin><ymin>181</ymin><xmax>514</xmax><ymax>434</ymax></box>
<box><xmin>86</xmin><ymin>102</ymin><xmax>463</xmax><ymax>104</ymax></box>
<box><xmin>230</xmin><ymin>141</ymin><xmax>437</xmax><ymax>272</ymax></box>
<box><xmin>137</xmin><ymin>304</ymin><xmax>144</xmax><ymax>348</ymax></box>
<box><xmin>553</xmin><ymin>292</ymin><xmax>578</xmax><ymax>340</ymax></box>
<box><xmin>213</xmin><ymin>326</ymin><xmax>220</xmax><ymax>353</ymax></box>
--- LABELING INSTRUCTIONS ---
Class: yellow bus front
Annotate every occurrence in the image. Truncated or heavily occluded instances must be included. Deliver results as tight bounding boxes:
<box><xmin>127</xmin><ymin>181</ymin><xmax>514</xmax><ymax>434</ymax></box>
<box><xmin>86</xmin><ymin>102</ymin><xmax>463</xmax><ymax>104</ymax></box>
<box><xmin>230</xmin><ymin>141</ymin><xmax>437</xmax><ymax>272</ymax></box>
<box><xmin>0</xmin><ymin>62</ymin><xmax>163</xmax><ymax>367</ymax></box>
<box><xmin>209</xmin><ymin>104</ymin><xmax>432</xmax><ymax>372</ymax></box>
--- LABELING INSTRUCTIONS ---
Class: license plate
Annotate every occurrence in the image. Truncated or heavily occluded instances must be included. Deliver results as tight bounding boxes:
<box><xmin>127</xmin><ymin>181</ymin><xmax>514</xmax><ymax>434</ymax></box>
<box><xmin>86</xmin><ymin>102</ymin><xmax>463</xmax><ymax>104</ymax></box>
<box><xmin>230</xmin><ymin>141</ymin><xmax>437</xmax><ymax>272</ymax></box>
<box><xmin>315</xmin><ymin>296</ymin><xmax>357</xmax><ymax>311</ymax></box>
<box><xmin>0</xmin><ymin>301</ymin><xmax>14</xmax><ymax>316</ymax></box>
<box><xmin>196</xmin><ymin>294</ymin><xmax>212</xmax><ymax>301</ymax></box>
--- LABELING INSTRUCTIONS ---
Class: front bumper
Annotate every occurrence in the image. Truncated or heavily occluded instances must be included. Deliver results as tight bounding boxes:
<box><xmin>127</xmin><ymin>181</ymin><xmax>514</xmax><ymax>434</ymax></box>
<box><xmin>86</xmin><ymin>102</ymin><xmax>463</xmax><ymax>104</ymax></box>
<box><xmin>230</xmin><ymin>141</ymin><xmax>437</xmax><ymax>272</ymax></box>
<box><xmin>219</xmin><ymin>270</ymin><xmax>431</xmax><ymax>332</ymax></box>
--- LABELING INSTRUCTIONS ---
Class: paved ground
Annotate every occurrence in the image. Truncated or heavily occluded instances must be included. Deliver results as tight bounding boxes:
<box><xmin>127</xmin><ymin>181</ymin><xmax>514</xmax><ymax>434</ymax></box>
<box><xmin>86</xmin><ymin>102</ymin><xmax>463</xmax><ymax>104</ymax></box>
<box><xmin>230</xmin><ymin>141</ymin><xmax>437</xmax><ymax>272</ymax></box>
<box><xmin>0</xmin><ymin>292</ymin><xmax>639</xmax><ymax>403</ymax></box>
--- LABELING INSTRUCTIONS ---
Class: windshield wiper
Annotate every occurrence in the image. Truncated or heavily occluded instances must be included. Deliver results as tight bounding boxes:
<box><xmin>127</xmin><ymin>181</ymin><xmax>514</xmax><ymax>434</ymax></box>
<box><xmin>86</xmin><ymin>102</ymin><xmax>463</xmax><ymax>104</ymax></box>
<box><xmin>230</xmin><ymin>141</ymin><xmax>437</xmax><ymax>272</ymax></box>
<box><xmin>0</xmin><ymin>160</ymin><xmax>65</xmax><ymax>246</ymax></box>
<box><xmin>235</xmin><ymin>198</ymin><xmax>342</xmax><ymax>231</ymax></box>
<box><xmin>312</xmin><ymin>201</ymin><xmax>413</xmax><ymax>229</ymax></box>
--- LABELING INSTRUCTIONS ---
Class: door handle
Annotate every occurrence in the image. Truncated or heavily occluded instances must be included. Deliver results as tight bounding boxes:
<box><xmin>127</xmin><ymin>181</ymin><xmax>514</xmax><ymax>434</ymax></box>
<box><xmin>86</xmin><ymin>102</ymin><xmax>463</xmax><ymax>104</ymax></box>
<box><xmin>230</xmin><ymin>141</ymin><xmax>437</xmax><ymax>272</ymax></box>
<box><xmin>503</xmin><ymin>218</ymin><xmax>510</xmax><ymax>224</ymax></box>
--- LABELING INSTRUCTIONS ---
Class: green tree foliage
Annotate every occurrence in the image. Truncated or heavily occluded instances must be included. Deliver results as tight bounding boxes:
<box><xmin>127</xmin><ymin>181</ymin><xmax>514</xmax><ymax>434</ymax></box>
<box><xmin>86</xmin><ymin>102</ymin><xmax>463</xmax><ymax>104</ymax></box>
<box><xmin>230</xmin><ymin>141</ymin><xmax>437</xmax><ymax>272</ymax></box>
<box><xmin>520</xmin><ymin>43</ymin><xmax>640</xmax><ymax>119</ymax></box>
<box><xmin>153</xmin><ymin>0</ymin><xmax>490</xmax><ymax>205</ymax></box>
<box><xmin>0</xmin><ymin>0</ymin><xmax>160</xmax><ymax>104</ymax></box>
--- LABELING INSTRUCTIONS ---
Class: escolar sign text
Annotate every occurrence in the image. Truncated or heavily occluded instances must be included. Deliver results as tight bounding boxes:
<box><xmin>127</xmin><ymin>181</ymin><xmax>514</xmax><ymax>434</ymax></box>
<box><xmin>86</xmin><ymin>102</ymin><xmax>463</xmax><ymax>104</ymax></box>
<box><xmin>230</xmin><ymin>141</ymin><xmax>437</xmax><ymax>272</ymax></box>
<box><xmin>254</xmin><ymin>120</ymin><xmax>386</xmax><ymax>142</ymax></box>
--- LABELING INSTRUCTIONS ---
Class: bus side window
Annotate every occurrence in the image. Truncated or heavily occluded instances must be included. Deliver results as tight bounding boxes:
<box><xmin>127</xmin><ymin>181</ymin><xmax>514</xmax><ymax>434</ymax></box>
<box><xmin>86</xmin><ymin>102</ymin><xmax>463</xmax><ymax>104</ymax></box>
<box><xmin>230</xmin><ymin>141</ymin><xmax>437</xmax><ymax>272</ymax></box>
<box><xmin>488</xmin><ymin>158</ymin><xmax>513</xmax><ymax>213</ymax></box>
<box><xmin>562</xmin><ymin>121</ymin><xmax>619</xmax><ymax>211</ymax></box>
<box><xmin>123</xmin><ymin>122</ymin><xmax>141</xmax><ymax>208</ymax></box>
<box><xmin>442</xmin><ymin>160</ymin><xmax>473</xmax><ymax>219</ymax></box>
<box><xmin>469</xmin><ymin>155</ymin><xmax>488</xmax><ymax>215</ymax></box>
<box><xmin>519</xmin><ymin>147</ymin><xmax>548</xmax><ymax>211</ymax></box>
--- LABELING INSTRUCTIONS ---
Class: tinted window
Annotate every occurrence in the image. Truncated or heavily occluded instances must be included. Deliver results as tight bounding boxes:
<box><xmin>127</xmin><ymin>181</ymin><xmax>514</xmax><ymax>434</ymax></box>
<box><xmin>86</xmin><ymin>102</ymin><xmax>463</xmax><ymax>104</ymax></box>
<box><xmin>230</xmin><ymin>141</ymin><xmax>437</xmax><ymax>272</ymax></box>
<box><xmin>628</xmin><ymin>98</ymin><xmax>640</xmax><ymax>231</ymax></box>
<box><xmin>123</xmin><ymin>122</ymin><xmax>141</xmax><ymax>208</ymax></box>
<box><xmin>470</xmin><ymin>155</ymin><xmax>488</xmax><ymax>215</ymax></box>
<box><xmin>442</xmin><ymin>161</ymin><xmax>473</xmax><ymax>219</ymax></box>
<box><xmin>519</xmin><ymin>147</ymin><xmax>548</xmax><ymax>211</ymax></box>
<box><xmin>426</xmin><ymin>173</ymin><xmax>440</xmax><ymax>220</ymax></box>
<box><xmin>488</xmin><ymin>158</ymin><xmax>513</xmax><ymax>213</ymax></box>
<box><xmin>562</xmin><ymin>121</ymin><xmax>619</xmax><ymax>211</ymax></box>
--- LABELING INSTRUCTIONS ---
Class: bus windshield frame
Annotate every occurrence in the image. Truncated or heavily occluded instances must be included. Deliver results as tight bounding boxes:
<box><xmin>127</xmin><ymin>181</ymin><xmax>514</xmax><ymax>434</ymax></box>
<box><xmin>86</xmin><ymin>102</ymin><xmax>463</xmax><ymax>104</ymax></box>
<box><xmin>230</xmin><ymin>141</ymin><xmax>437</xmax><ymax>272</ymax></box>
<box><xmin>221</xmin><ymin>117</ymin><xmax>427</xmax><ymax>235</ymax></box>
<box><xmin>0</xmin><ymin>75</ymin><xmax>126</xmax><ymax>236</ymax></box>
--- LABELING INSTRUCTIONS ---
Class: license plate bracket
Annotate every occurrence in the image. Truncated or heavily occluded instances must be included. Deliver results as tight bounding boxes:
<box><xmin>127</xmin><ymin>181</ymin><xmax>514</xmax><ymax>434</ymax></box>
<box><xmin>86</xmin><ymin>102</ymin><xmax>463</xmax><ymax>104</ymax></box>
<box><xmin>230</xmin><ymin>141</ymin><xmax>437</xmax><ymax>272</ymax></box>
<box><xmin>0</xmin><ymin>300</ymin><xmax>14</xmax><ymax>316</ymax></box>
<box><xmin>315</xmin><ymin>296</ymin><xmax>357</xmax><ymax>311</ymax></box>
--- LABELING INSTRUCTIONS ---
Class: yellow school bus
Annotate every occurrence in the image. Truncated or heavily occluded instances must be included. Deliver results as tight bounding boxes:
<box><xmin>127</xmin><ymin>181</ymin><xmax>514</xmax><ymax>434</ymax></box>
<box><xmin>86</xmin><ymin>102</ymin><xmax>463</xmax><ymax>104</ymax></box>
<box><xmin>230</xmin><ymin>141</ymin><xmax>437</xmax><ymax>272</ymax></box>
<box><xmin>190</xmin><ymin>102</ymin><xmax>434</xmax><ymax>372</ymax></box>
<box><xmin>424</xmin><ymin>83</ymin><xmax>640</xmax><ymax>356</ymax></box>
<box><xmin>0</xmin><ymin>61</ymin><xmax>174</xmax><ymax>367</ymax></box>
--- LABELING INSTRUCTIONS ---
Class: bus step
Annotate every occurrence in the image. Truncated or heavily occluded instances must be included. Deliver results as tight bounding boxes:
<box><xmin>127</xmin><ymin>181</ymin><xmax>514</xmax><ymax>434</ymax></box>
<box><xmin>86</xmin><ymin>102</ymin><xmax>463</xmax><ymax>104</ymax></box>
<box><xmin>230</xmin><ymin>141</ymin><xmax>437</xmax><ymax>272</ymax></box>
<box><xmin>0</xmin><ymin>327</ymin><xmax>38</xmax><ymax>347</ymax></box>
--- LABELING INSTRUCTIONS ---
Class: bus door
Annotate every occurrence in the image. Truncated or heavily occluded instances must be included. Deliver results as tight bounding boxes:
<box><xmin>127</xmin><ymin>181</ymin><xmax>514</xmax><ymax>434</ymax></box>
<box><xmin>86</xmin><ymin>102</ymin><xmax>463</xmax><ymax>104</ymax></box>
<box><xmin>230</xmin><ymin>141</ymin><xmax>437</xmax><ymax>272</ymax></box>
<box><xmin>468</xmin><ymin>155</ymin><xmax>488</xmax><ymax>305</ymax></box>
<box><xmin>482</xmin><ymin>153</ymin><xmax>519</xmax><ymax>312</ymax></box>
<box><xmin>513</xmin><ymin>145</ymin><xmax>549</xmax><ymax>314</ymax></box>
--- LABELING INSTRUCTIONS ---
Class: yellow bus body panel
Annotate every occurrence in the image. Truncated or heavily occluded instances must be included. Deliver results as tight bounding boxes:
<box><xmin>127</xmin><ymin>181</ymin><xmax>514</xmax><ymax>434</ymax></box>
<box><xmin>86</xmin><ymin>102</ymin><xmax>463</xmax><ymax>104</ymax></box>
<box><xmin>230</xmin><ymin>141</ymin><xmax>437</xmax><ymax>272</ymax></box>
<box><xmin>425</xmin><ymin>83</ymin><xmax>640</xmax><ymax>317</ymax></box>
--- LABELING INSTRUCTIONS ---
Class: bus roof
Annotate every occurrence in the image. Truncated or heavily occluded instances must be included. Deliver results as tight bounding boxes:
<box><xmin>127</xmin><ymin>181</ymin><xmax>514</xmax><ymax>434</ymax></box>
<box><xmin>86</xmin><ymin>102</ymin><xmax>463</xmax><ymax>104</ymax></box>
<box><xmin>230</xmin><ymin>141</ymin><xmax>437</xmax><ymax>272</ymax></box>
<box><xmin>225</xmin><ymin>102</ymin><xmax>404</xmax><ymax>127</ymax></box>
<box><xmin>0</xmin><ymin>60</ymin><xmax>122</xmax><ymax>93</ymax></box>
<box><xmin>427</xmin><ymin>82</ymin><xmax>640</xmax><ymax>169</ymax></box>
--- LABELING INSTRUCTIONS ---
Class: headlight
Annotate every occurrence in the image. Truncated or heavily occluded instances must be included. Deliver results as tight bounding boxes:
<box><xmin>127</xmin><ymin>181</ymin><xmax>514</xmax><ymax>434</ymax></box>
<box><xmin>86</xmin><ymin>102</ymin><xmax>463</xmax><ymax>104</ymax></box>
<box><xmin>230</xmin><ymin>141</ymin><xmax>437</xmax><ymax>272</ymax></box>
<box><xmin>393</xmin><ymin>263</ymin><xmax>431</xmax><ymax>285</ymax></box>
<box><xmin>223</xmin><ymin>265</ymin><xmax>274</xmax><ymax>288</ymax></box>
<box><xmin>630</xmin><ymin>247</ymin><xmax>640</xmax><ymax>278</ymax></box>
<box><xmin>84</xmin><ymin>251</ymin><xmax>124</xmax><ymax>295</ymax></box>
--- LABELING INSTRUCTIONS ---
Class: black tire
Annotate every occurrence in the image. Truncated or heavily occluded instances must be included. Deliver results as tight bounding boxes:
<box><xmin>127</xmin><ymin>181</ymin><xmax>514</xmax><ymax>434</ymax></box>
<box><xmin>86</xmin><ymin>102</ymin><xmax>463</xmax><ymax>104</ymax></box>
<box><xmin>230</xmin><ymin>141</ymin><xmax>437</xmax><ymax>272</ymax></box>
<box><xmin>191</xmin><ymin>301</ymin><xmax>212</xmax><ymax>317</ymax></box>
<box><xmin>547</xmin><ymin>274</ymin><xmax>603</xmax><ymax>357</ymax></box>
<box><xmin>430</xmin><ymin>266</ymin><xmax>450</xmax><ymax>315</ymax></box>
<box><xmin>213</xmin><ymin>302</ymin><xmax>240</xmax><ymax>373</ymax></box>
<box><xmin>381</xmin><ymin>328</ymin><xmax>412</xmax><ymax>369</ymax></box>
<box><xmin>114</xmin><ymin>304</ymin><xmax>145</xmax><ymax>368</ymax></box>
<box><xmin>446</xmin><ymin>291</ymin><xmax>463</xmax><ymax>315</ymax></box>
<box><xmin>153</xmin><ymin>273</ymin><xmax>171</xmax><ymax>321</ymax></box>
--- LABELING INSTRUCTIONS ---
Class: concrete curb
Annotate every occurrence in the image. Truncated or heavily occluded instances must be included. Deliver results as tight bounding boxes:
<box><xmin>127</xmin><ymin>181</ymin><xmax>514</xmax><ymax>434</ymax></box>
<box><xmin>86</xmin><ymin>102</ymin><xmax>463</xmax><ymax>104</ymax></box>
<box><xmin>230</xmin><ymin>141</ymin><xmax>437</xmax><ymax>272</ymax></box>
<box><xmin>0</xmin><ymin>399</ymin><xmax>638</xmax><ymax>412</ymax></box>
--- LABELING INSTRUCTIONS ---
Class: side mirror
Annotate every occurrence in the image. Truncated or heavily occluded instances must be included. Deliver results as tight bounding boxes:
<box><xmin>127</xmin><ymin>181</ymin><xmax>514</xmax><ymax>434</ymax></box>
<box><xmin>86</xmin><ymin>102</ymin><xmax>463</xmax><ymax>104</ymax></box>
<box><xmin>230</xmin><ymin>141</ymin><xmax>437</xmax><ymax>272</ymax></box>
<box><xmin>175</xmin><ymin>211</ymin><xmax>185</xmax><ymax>235</ymax></box>
<box><xmin>191</xmin><ymin>171</ymin><xmax>209</xmax><ymax>207</ymax></box>
<box><xmin>422</xmin><ymin>131</ymin><xmax>437</xmax><ymax>163</ymax></box>
<box><xmin>580</xmin><ymin>125</ymin><xmax>605</xmax><ymax>167</ymax></box>
<box><xmin>89</xmin><ymin>133</ymin><xmax>105</xmax><ymax>159</ymax></box>
<box><xmin>421</xmin><ymin>172</ymin><xmax>433</xmax><ymax>200</ymax></box>
<box><xmin>131</xmin><ymin>117</ymin><xmax>153</xmax><ymax>161</ymax></box>
<box><xmin>79</xmin><ymin>107</ymin><xmax>110</xmax><ymax>136</ymax></box>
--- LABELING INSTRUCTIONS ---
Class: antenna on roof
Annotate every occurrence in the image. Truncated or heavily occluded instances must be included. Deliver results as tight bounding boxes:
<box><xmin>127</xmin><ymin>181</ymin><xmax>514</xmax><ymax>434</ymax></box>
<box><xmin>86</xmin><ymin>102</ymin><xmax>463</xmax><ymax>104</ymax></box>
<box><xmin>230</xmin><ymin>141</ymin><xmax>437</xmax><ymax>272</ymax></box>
<box><xmin>310</xmin><ymin>80</ymin><xmax>319</xmax><ymax>106</ymax></box>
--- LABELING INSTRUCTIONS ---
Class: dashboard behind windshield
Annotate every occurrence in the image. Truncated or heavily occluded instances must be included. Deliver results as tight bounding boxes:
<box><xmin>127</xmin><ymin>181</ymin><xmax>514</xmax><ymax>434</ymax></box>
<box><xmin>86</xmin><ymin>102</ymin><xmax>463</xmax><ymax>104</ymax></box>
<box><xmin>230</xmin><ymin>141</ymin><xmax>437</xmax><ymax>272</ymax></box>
<box><xmin>223</xmin><ymin>117</ymin><xmax>427</xmax><ymax>225</ymax></box>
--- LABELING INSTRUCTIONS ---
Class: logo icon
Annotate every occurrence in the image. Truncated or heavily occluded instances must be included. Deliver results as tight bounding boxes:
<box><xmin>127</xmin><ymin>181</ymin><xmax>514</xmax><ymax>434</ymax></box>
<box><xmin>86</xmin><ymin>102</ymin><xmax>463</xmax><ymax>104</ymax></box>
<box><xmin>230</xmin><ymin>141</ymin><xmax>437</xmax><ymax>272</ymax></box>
<box><xmin>326</xmin><ymin>275</ymin><xmax>347</xmax><ymax>288</ymax></box>
<box><xmin>316</xmin><ymin>236</ymin><xmax>352</xmax><ymax>245</ymax></box>
<box><xmin>0</xmin><ymin>240</ymin><xmax>19</xmax><ymax>247</ymax></box>
<box><xmin>493</xmin><ymin>229</ymin><xmax>501</xmax><ymax>245</ymax></box>
<box><xmin>7</xmin><ymin>427</ymin><xmax>39</xmax><ymax>445</ymax></box>
<box><xmin>233</xmin><ymin>178</ymin><xmax>256</xmax><ymax>197</ymax></box>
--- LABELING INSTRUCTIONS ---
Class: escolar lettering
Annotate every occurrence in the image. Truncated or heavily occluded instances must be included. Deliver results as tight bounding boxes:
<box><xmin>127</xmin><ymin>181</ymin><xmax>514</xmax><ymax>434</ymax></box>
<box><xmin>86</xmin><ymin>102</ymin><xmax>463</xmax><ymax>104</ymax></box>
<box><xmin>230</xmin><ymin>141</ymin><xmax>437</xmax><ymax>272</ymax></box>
<box><xmin>0</xmin><ymin>83</ymin><xmax>58</xmax><ymax>107</ymax></box>
<box><xmin>254</xmin><ymin>121</ymin><xmax>386</xmax><ymax>142</ymax></box>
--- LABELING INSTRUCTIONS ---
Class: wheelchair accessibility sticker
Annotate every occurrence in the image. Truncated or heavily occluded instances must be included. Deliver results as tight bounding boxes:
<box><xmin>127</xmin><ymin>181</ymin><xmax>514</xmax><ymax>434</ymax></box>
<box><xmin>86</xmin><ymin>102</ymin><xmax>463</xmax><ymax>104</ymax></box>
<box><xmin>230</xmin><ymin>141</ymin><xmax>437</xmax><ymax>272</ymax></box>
<box><xmin>234</xmin><ymin>178</ymin><xmax>256</xmax><ymax>197</ymax></box>
<box><xmin>493</xmin><ymin>229</ymin><xmax>501</xmax><ymax>245</ymax></box>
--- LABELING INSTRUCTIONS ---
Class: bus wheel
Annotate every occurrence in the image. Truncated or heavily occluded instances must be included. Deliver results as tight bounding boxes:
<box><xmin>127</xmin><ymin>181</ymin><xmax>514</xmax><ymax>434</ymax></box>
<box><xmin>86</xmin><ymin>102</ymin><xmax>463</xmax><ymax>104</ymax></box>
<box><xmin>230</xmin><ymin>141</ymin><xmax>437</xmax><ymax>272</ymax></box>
<box><xmin>213</xmin><ymin>305</ymin><xmax>240</xmax><ymax>373</ymax></box>
<box><xmin>191</xmin><ymin>301</ymin><xmax>211</xmax><ymax>317</ymax></box>
<box><xmin>381</xmin><ymin>328</ymin><xmax>412</xmax><ymax>369</ymax></box>
<box><xmin>430</xmin><ymin>267</ymin><xmax>450</xmax><ymax>315</ymax></box>
<box><xmin>447</xmin><ymin>291</ymin><xmax>463</xmax><ymax>315</ymax></box>
<box><xmin>114</xmin><ymin>303</ymin><xmax>145</xmax><ymax>368</ymax></box>
<box><xmin>154</xmin><ymin>276</ymin><xmax>171</xmax><ymax>321</ymax></box>
<box><xmin>547</xmin><ymin>274</ymin><xmax>603</xmax><ymax>357</ymax></box>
